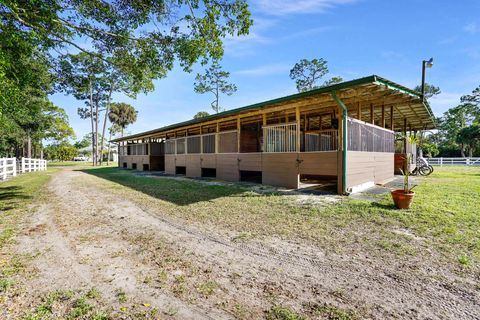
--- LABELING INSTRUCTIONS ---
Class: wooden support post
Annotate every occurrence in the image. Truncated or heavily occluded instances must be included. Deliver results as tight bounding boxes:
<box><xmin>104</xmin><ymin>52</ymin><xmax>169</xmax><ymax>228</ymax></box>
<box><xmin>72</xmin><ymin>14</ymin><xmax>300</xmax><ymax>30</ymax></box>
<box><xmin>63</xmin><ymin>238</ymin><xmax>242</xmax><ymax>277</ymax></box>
<box><xmin>199</xmin><ymin>126</ymin><xmax>203</xmax><ymax>154</ymax></box>
<box><xmin>370</xmin><ymin>103</ymin><xmax>374</xmax><ymax>124</ymax></box>
<box><xmin>237</xmin><ymin>117</ymin><xmax>241</xmax><ymax>153</ymax></box>
<box><xmin>296</xmin><ymin>106</ymin><xmax>300</xmax><ymax>152</ymax></box>
<box><xmin>390</xmin><ymin>106</ymin><xmax>394</xmax><ymax>130</ymax></box>
<box><xmin>381</xmin><ymin>104</ymin><xmax>385</xmax><ymax>128</ymax></box>
<box><xmin>215</xmin><ymin>122</ymin><xmax>219</xmax><ymax>154</ymax></box>
<box><xmin>403</xmin><ymin>118</ymin><xmax>407</xmax><ymax>153</ymax></box>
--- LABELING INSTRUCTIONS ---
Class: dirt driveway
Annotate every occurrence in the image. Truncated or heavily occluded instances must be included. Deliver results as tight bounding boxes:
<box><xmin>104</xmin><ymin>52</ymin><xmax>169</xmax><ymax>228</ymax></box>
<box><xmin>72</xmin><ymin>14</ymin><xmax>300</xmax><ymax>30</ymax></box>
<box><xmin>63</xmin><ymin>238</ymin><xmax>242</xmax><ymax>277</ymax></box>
<box><xmin>3</xmin><ymin>168</ymin><xmax>479</xmax><ymax>319</ymax></box>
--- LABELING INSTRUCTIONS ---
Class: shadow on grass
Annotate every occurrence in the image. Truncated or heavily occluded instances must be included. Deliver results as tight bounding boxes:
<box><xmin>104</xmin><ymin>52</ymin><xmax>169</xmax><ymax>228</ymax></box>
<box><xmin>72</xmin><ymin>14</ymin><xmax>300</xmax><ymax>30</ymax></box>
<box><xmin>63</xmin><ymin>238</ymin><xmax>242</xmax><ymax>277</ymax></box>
<box><xmin>0</xmin><ymin>186</ymin><xmax>31</xmax><ymax>211</ymax></box>
<box><xmin>80</xmin><ymin>167</ymin><xmax>250</xmax><ymax>206</ymax></box>
<box><xmin>370</xmin><ymin>202</ymin><xmax>397</xmax><ymax>210</ymax></box>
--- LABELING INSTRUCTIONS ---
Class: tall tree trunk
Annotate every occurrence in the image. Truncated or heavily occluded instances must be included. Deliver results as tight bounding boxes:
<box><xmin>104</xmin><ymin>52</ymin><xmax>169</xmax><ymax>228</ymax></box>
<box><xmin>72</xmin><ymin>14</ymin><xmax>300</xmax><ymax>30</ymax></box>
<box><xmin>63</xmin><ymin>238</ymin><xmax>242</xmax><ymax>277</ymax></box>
<box><xmin>95</xmin><ymin>99</ymin><xmax>99</xmax><ymax>165</ymax></box>
<box><xmin>107</xmin><ymin>126</ymin><xmax>112</xmax><ymax>166</ymax></box>
<box><xmin>89</xmin><ymin>80</ymin><xmax>95</xmax><ymax>166</ymax></box>
<box><xmin>460</xmin><ymin>144</ymin><xmax>465</xmax><ymax>157</ymax></box>
<box><xmin>27</xmin><ymin>135</ymin><xmax>31</xmax><ymax>158</ymax></box>
<box><xmin>469</xmin><ymin>146</ymin><xmax>473</xmax><ymax>158</ymax></box>
<box><xmin>100</xmin><ymin>86</ymin><xmax>113</xmax><ymax>166</ymax></box>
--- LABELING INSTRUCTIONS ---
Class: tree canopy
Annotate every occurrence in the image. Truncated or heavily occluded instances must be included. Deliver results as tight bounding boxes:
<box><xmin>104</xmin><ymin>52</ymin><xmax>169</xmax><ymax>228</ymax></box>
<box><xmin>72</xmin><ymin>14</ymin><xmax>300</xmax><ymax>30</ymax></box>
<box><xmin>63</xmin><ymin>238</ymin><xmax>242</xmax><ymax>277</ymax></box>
<box><xmin>108</xmin><ymin>103</ymin><xmax>138</xmax><ymax>137</ymax></box>
<box><xmin>0</xmin><ymin>0</ymin><xmax>252</xmax><ymax>158</ymax></box>
<box><xmin>194</xmin><ymin>62</ymin><xmax>237</xmax><ymax>113</ymax></box>
<box><xmin>289</xmin><ymin>58</ymin><xmax>342</xmax><ymax>92</ymax></box>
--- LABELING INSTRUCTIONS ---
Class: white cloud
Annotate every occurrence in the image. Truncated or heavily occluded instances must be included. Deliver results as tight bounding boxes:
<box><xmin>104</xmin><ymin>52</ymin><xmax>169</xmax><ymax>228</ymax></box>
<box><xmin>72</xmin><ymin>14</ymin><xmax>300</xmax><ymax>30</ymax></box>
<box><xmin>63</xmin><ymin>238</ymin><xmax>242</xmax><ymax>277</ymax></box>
<box><xmin>280</xmin><ymin>26</ymin><xmax>334</xmax><ymax>40</ymax></box>
<box><xmin>235</xmin><ymin>63</ymin><xmax>290</xmax><ymax>76</ymax></box>
<box><xmin>464</xmin><ymin>22</ymin><xmax>479</xmax><ymax>34</ymax></box>
<box><xmin>255</xmin><ymin>0</ymin><xmax>358</xmax><ymax>15</ymax></box>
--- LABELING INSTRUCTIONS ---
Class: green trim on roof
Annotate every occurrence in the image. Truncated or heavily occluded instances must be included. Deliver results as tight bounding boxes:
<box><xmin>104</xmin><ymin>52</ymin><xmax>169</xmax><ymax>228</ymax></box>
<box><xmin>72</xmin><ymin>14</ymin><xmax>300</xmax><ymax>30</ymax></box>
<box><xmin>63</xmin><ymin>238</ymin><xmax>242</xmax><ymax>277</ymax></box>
<box><xmin>112</xmin><ymin>75</ymin><xmax>433</xmax><ymax>142</ymax></box>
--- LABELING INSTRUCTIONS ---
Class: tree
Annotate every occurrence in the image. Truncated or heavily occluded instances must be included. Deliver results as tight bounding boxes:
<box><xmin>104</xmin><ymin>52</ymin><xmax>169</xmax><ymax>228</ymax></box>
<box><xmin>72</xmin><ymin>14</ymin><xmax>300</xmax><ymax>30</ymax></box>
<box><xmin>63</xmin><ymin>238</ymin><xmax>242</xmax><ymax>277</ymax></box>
<box><xmin>1</xmin><ymin>0</ymin><xmax>252</xmax><ymax>158</ymax></box>
<box><xmin>194</xmin><ymin>111</ymin><xmax>210</xmax><ymax>119</ymax></box>
<box><xmin>1</xmin><ymin>1</ymin><xmax>252</xmax><ymax>74</ymax></box>
<box><xmin>108</xmin><ymin>103</ymin><xmax>137</xmax><ymax>137</ymax></box>
<box><xmin>322</xmin><ymin>76</ymin><xmax>344</xmax><ymax>87</ymax></box>
<box><xmin>456</xmin><ymin>124</ymin><xmax>480</xmax><ymax>158</ymax></box>
<box><xmin>421</xmin><ymin>143</ymin><xmax>439</xmax><ymax>158</ymax></box>
<box><xmin>290</xmin><ymin>58</ymin><xmax>328</xmax><ymax>92</ymax></box>
<box><xmin>194</xmin><ymin>62</ymin><xmax>237</xmax><ymax>113</ymax></box>
<box><xmin>414</xmin><ymin>83</ymin><xmax>441</xmax><ymax>100</ymax></box>
<box><xmin>289</xmin><ymin>58</ymin><xmax>340</xmax><ymax>92</ymax></box>
<box><xmin>44</xmin><ymin>142</ymin><xmax>77</xmax><ymax>161</ymax></box>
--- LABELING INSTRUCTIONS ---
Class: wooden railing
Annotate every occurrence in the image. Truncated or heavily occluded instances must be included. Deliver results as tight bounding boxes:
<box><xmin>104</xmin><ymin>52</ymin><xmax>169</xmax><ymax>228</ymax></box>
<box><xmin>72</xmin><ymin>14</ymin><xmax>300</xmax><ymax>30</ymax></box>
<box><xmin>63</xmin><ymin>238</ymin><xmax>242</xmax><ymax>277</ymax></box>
<box><xmin>0</xmin><ymin>157</ymin><xmax>47</xmax><ymax>181</ymax></box>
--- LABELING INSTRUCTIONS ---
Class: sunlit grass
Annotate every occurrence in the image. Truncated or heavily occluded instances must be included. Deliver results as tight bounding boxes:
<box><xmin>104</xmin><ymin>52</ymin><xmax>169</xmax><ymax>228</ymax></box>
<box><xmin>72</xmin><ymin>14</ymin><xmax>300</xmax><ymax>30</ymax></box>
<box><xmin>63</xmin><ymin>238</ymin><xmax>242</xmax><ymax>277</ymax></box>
<box><xmin>83</xmin><ymin>166</ymin><xmax>480</xmax><ymax>267</ymax></box>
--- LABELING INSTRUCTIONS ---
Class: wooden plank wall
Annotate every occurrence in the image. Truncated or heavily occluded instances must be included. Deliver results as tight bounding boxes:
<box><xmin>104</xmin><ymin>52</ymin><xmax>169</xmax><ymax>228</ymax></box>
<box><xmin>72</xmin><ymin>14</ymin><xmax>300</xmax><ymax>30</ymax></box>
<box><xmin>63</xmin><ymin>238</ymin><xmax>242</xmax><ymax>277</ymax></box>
<box><xmin>165</xmin><ymin>155</ymin><xmax>175</xmax><ymax>174</ymax></box>
<box><xmin>238</xmin><ymin>153</ymin><xmax>262</xmax><ymax>171</ymax></box>
<box><xmin>186</xmin><ymin>155</ymin><xmax>201</xmax><ymax>177</ymax></box>
<box><xmin>200</xmin><ymin>154</ymin><xmax>216</xmax><ymax>169</ymax></box>
<box><xmin>346</xmin><ymin>151</ymin><xmax>394</xmax><ymax>188</ymax></box>
<box><xmin>118</xmin><ymin>155</ymin><xmax>150</xmax><ymax>170</ymax></box>
<box><xmin>298</xmin><ymin>152</ymin><xmax>337</xmax><ymax>176</ymax></box>
<box><xmin>262</xmin><ymin>153</ymin><xmax>299</xmax><ymax>189</ymax></box>
<box><xmin>217</xmin><ymin>154</ymin><xmax>240</xmax><ymax>181</ymax></box>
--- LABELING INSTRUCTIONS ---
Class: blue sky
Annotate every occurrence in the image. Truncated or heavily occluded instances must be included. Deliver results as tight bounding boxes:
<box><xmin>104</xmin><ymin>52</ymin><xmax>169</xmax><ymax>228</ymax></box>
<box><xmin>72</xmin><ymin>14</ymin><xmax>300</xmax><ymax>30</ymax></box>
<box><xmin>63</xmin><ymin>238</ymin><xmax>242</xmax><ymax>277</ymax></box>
<box><xmin>50</xmin><ymin>0</ymin><xmax>480</xmax><ymax>140</ymax></box>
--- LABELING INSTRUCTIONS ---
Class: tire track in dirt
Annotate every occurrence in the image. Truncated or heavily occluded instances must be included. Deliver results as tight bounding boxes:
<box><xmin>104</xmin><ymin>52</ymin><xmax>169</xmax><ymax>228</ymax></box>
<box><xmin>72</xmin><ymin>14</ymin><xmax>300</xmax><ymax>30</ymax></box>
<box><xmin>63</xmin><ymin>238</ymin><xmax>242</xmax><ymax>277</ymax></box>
<box><xmin>16</xmin><ymin>168</ymin><xmax>480</xmax><ymax>319</ymax></box>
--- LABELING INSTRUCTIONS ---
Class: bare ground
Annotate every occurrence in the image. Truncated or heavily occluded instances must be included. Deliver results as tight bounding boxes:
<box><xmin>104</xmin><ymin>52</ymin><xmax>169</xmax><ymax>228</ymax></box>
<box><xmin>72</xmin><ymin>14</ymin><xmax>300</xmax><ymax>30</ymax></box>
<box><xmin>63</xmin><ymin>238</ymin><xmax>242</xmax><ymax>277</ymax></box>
<box><xmin>3</xmin><ymin>168</ymin><xmax>479</xmax><ymax>319</ymax></box>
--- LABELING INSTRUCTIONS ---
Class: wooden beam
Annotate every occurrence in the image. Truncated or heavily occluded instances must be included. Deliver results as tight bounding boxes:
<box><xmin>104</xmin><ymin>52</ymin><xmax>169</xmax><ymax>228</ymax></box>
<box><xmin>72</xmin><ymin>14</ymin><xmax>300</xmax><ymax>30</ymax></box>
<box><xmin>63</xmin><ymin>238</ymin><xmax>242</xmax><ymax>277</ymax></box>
<box><xmin>390</xmin><ymin>106</ymin><xmax>394</xmax><ymax>130</ymax></box>
<box><xmin>215</xmin><ymin>122</ymin><xmax>219</xmax><ymax>154</ymax></box>
<box><xmin>296</xmin><ymin>106</ymin><xmax>300</xmax><ymax>152</ymax></box>
<box><xmin>381</xmin><ymin>104</ymin><xmax>385</xmax><ymax>128</ymax></box>
<box><xmin>237</xmin><ymin>117</ymin><xmax>241</xmax><ymax>153</ymax></box>
<box><xmin>370</xmin><ymin>103</ymin><xmax>374</xmax><ymax>124</ymax></box>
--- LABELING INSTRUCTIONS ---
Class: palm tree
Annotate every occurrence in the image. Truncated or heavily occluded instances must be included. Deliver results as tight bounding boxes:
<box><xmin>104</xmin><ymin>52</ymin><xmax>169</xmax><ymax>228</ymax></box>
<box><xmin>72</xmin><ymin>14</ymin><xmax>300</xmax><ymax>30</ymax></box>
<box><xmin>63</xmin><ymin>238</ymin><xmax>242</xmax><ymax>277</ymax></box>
<box><xmin>108</xmin><ymin>103</ymin><xmax>138</xmax><ymax>137</ymax></box>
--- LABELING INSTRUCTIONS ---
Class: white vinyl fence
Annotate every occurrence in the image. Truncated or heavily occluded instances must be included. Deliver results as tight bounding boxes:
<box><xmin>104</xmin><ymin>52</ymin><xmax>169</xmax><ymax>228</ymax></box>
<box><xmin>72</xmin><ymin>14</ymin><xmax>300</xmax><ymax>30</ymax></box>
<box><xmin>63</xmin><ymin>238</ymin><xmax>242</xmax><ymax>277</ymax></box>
<box><xmin>0</xmin><ymin>157</ymin><xmax>47</xmax><ymax>181</ymax></box>
<box><xmin>427</xmin><ymin>157</ymin><xmax>480</xmax><ymax>166</ymax></box>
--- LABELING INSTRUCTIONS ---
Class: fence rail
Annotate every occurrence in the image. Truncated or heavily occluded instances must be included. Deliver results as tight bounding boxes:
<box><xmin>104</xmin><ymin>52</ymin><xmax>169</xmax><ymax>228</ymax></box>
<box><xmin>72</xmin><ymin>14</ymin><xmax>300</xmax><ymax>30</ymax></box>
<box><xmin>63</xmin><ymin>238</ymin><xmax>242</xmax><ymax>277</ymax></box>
<box><xmin>427</xmin><ymin>157</ymin><xmax>480</xmax><ymax>166</ymax></box>
<box><xmin>0</xmin><ymin>157</ymin><xmax>47</xmax><ymax>181</ymax></box>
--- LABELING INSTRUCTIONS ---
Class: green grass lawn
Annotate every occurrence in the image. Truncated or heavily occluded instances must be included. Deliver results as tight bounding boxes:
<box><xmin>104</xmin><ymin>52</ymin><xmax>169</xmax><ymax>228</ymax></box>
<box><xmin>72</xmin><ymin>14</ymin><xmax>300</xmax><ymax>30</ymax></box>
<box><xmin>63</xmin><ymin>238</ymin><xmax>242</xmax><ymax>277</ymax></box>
<box><xmin>83</xmin><ymin>166</ymin><xmax>480</xmax><ymax>269</ymax></box>
<box><xmin>0</xmin><ymin>168</ymin><xmax>59</xmax><ymax>249</ymax></box>
<box><xmin>48</xmin><ymin>161</ymin><xmax>117</xmax><ymax>168</ymax></box>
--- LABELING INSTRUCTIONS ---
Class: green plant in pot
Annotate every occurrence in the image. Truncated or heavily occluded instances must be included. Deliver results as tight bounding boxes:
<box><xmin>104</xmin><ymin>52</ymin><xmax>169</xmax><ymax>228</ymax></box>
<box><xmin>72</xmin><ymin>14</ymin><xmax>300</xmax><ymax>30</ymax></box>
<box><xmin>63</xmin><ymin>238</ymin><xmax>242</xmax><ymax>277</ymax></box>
<box><xmin>391</xmin><ymin>136</ymin><xmax>418</xmax><ymax>209</ymax></box>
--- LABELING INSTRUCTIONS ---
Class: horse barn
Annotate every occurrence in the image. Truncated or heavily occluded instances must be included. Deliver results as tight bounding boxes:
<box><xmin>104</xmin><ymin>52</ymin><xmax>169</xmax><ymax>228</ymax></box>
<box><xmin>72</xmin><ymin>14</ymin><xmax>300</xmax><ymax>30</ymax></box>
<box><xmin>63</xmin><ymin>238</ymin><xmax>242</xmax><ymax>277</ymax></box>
<box><xmin>112</xmin><ymin>75</ymin><xmax>435</xmax><ymax>194</ymax></box>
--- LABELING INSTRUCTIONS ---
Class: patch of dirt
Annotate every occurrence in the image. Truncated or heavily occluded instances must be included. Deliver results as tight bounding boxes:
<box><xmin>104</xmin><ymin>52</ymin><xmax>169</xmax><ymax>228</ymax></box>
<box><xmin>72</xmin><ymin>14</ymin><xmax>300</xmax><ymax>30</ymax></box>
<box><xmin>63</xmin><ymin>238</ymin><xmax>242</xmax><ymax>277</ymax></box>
<box><xmin>5</xmin><ymin>168</ymin><xmax>480</xmax><ymax>319</ymax></box>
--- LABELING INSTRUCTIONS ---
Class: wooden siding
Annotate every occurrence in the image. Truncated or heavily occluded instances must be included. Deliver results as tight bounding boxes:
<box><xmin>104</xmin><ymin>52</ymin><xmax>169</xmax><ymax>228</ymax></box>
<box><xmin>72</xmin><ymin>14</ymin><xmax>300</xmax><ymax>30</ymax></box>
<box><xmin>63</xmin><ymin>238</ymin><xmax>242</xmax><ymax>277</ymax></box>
<box><xmin>186</xmin><ymin>155</ymin><xmax>201</xmax><ymax>177</ymax></box>
<box><xmin>298</xmin><ymin>152</ymin><xmax>337</xmax><ymax>176</ymax></box>
<box><xmin>165</xmin><ymin>155</ymin><xmax>175</xmax><ymax>174</ymax></box>
<box><xmin>216</xmin><ymin>154</ymin><xmax>239</xmax><ymax>182</ymax></box>
<box><xmin>262</xmin><ymin>153</ymin><xmax>299</xmax><ymax>189</ymax></box>
<box><xmin>175</xmin><ymin>154</ymin><xmax>186</xmax><ymax>167</ymax></box>
<box><xmin>118</xmin><ymin>155</ymin><xmax>150</xmax><ymax>170</ymax></box>
<box><xmin>346</xmin><ymin>151</ymin><xmax>393</xmax><ymax>188</ymax></box>
<box><xmin>200</xmin><ymin>154</ymin><xmax>216</xmax><ymax>168</ymax></box>
<box><xmin>238</xmin><ymin>153</ymin><xmax>262</xmax><ymax>171</ymax></box>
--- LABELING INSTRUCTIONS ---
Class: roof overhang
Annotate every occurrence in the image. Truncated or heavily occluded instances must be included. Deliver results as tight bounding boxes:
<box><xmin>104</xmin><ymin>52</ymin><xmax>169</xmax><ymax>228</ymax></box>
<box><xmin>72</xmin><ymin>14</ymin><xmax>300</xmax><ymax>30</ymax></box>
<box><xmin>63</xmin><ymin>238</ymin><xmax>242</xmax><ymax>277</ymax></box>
<box><xmin>112</xmin><ymin>75</ymin><xmax>436</xmax><ymax>142</ymax></box>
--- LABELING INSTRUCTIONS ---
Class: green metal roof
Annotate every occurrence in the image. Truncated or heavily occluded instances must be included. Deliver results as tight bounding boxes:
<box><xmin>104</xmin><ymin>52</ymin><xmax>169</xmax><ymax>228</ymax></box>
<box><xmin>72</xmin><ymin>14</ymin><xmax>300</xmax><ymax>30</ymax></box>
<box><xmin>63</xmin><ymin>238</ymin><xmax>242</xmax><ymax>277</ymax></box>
<box><xmin>112</xmin><ymin>75</ymin><xmax>435</xmax><ymax>142</ymax></box>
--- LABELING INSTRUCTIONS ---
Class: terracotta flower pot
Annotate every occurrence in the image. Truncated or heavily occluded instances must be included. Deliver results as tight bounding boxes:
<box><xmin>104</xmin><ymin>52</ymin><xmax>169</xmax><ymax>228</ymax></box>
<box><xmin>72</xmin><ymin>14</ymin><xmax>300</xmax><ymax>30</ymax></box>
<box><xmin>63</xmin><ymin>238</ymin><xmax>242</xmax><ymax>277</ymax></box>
<box><xmin>391</xmin><ymin>189</ymin><xmax>415</xmax><ymax>209</ymax></box>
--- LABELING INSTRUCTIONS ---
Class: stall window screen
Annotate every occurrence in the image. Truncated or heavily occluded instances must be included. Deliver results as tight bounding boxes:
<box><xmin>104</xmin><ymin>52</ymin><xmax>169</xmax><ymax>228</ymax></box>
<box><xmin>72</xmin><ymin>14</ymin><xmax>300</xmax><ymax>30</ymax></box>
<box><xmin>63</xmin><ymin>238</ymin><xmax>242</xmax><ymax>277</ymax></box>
<box><xmin>304</xmin><ymin>130</ymin><xmax>338</xmax><ymax>151</ymax></box>
<box><xmin>348</xmin><ymin>118</ymin><xmax>394</xmax><ymax>152</ymax></box>
<box><xmin>165</xmin><ymin>140</ymin><xmax>176</xmax><ymax>154</ymax></box>
<box><xmin>202</xmin><ymin>134</ymin><xmax>215</xmax><ymax>153</ymax></box>
<box><xmin>176</xmin><ymin>138</ymin><xmax>186</xmax><ymax>154</ymax></box>
<box><xmin>187</xmin><ymin>136</ymin><xmax>201</xmax><ymax>154</ymax></box>
<box><xmin>218</xmin><ymin>131</ymin><xmax>238</xmax><ymax>153</ymax></box>
<box><xmin>263</xmin><ymin>123</ymin><xmax>297</xmax><ymax>152</ymax></box>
